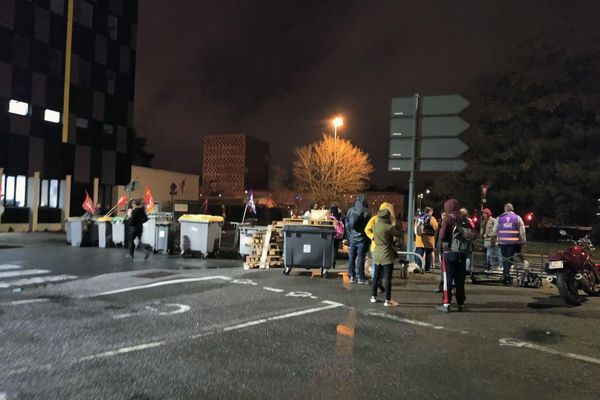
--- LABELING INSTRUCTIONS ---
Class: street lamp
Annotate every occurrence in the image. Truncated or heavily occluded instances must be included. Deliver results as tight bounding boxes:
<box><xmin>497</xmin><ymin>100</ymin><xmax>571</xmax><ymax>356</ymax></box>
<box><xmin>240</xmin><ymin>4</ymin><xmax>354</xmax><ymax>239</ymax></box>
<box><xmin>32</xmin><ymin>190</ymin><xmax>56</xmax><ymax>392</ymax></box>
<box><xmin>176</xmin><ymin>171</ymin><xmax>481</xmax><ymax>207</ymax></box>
<box><xmin>332</xmin><ymin>116</ymin><xmax>343</xmax><ymax>140</ymax></box>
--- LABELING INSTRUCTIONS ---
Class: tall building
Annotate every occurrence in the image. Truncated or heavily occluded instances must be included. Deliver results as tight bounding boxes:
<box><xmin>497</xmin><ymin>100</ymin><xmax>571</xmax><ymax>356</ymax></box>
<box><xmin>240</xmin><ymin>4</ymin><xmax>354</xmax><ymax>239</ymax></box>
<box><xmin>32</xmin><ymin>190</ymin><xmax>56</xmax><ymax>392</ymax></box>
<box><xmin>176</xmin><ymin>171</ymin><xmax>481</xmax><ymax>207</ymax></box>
<box><xmin>0</xmin><ymin>0</ymin><xmax>138</xmax><ymax>230</ymax></box>
<box><xmin>202</xmin><ymin>134</ymin><xmax>269</xmax><ymax>196</ymax></box>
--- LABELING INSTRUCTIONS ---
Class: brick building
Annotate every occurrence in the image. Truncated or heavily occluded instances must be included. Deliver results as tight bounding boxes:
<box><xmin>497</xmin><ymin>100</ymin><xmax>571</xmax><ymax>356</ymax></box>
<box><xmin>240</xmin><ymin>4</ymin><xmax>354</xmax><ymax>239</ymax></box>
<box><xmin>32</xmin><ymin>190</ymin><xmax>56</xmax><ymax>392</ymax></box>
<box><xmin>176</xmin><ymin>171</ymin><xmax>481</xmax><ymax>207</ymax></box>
<box><xmin>202</xmin><ymin>134</ymin><xmax>269</xmax><ymax>196</ymax></box>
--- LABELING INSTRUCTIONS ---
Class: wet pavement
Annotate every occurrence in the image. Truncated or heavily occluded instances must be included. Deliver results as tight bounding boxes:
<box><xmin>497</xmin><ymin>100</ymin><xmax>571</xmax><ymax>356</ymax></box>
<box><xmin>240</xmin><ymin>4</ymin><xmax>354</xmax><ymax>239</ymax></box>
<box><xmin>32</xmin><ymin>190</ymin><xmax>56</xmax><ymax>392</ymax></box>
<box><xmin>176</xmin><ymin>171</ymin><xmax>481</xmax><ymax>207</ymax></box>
<box><xmin>0</xmin><ymin>232</ymin><xmax>599</xmax><ymax>399</ymax></box>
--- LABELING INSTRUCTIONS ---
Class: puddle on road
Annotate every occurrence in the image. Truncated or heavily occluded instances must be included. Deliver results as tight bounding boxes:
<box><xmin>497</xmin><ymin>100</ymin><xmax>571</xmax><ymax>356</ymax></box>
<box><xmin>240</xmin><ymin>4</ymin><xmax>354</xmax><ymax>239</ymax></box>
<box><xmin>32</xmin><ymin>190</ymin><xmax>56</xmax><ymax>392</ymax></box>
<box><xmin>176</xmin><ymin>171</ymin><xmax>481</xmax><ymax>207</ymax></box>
<box><xmin>521</xmin><ymin>329</ymin><xmax>565</xmax><ymax>344</ymax></box>
<box><xmin>134</xmin><ymin>271</ymin><xmax>177</xmax><ymax>279</ymax></box>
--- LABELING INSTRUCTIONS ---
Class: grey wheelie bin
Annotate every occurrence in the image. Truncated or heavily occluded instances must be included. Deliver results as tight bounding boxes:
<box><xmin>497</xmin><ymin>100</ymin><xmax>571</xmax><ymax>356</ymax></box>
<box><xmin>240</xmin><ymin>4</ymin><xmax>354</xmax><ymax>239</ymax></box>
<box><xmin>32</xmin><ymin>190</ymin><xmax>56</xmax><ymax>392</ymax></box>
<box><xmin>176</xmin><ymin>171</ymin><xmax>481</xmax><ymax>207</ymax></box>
<box><xmin>178</xmin><ymin>214</ymin><xmax>224</xmax><ymax>257</ymax></box>
<box><xmin>238</xmin><ymin>224</ymin><xmax>268</xmax><ymax>257</ymax></box>
<box><xmin>282</xmin><ymin>224</ymin><xmax>336</xmax><ymax>277</ymax></box>
<box><xmin>111</xmin><ymin>216</ymin><xmax>127</xmax><ymax>247</ymax></box>
<box><xmin>66</xmin><ymin>217</ymin><xmax>97</xmax><ymax>247</ymax></box>
<box><xmin>154</xmin><ymin>221</ymin><xmax>176</xmax><ymax>254</ymax></box>
<box><xmin>141</xmin><ymin>212</ymin><xmax>173</xmax><ymax>252</ymax></box>
<box><xmin>96</xmin><ymin>217</ymin><xmax>113</xmax><ymax>248</ymax></box>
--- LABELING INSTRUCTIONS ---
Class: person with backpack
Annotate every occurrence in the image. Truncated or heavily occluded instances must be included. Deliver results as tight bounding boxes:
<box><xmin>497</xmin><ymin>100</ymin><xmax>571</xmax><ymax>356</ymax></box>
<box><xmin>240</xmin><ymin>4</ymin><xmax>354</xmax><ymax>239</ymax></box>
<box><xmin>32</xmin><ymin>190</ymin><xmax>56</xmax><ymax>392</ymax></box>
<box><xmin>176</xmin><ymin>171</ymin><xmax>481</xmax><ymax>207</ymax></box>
<box><xmin>329</xmin><ymin>205</ymin><xmax>345</xmax><ymax>258</ymax></box>
<box><xmin>128</xmin><ymin>199</ymin><xmax>151</xmax><ymax>260</ymax></box>
<box><xmin>365</xmin><ymin>202</ymin><xmax>397</xmax><ymax>293</ymax></box>
<box><xmin>414</xmin><ymin>207</ymin><xmax>438</xmax><ymax>273</ymax></box>
<box><xmin>345</xmin><ymin>193</ymin><xmax>371</xmax><ymax>284</ymax></box>
<box><xmin>436</xmin><ymin>199</ymin><xmax>472</xmax><ymax>312</ymax></box>
<box><xmin>370</xmin><ymin>207</ymin><xmax>401</xmax><ymax>306</ymax></box>
<box><xmin>493</xmin><ymin>203</ymin><xmax>526</xmax><ymax>284</ymax></box>
<box><xmin>481</xmin><ymin>208</ymin><xmax>501</xmax><ymax>270</ymax></box>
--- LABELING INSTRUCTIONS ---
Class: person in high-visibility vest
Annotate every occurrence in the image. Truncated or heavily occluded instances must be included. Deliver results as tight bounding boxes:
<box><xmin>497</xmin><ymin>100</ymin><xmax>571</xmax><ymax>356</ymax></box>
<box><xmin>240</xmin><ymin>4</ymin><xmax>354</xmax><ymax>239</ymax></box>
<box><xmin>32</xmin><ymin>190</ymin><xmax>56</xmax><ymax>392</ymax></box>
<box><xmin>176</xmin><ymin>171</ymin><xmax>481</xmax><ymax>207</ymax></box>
<box><xmin>493</xmin><ymin>203</ymin><xmax>526</xmax><ymax>283</ymax></box>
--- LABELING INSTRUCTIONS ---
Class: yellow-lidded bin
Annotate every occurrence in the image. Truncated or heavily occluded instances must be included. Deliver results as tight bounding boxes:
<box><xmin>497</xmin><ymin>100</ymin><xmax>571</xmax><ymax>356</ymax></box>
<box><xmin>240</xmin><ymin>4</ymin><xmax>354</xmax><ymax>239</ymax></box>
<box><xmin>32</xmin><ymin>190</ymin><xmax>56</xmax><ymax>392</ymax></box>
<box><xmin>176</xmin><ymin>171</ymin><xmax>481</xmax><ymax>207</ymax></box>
<box><xmin>178</xmin><ymin>214</ymin><xmax>224</xmax><ymax>257</ymax></box>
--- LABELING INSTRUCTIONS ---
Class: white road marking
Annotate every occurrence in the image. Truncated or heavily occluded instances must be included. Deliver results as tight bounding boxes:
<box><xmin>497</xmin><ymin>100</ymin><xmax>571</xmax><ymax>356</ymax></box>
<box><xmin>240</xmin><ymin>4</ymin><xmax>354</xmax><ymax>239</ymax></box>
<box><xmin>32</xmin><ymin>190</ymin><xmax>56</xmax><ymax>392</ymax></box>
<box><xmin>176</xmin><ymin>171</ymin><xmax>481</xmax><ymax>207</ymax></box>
<box><xmin>0</xmin><ymin>269</ymin><xmax>50</xmax><ymax>278</ymax></box>
<box><xmin>73</xmin><ymin>300</ymin><xmax>346</xmax><ymax>365</ymax></box>
<box><xmin>89</xmin><ymin>276</ymin><xmax>232</xmax><ymax>297</ymax></box>
<box><xmin>365</xmin><ymin>310</ymin><xmax>469</xmax><ymax>335</ymax></box>
<box><xmin>231</xmin><ymin>279</ymin><xmax>257</xmax><ymax>285</ymax></box>
<box><xmin>262</xmin><ymin>286</ymin><xmax>284</xmax><ymax>293</ymax></box>
<box><xmin>77</xmin><ymin>342</ymin><xmax>165</xmax><ymax>362</ymax></box>
<box><xmin>285</xmin><ymin>291</ymin><xmax>315</xmax><ymax>298</ymax></box>
<box><xmin>0</xmin><ymin>391</ymin><xmax>6</xmax><ymax>400</ymax></box>
<box><xmin>0</xmin><ymin>264</ymin><xmax>21</xmax><ymax>270</ymax></box>
<box><xmin>499</xmin><ymin>338</ymin><xmax>600</xmax><ymax>365</ymax></box>
<box><xmin>1</xmin><ymin>298</ymin><xmax>50</xmax><ymax>306</ymax></box>
<box><xmin>0</xmin><ymin>275</ymin><xmax>77</xmax><ymax>289</ymax></box>
<box><xmin>146</xmin><ymin>303</ymin><xmax>191</xmax><ymax>316</ymax></box>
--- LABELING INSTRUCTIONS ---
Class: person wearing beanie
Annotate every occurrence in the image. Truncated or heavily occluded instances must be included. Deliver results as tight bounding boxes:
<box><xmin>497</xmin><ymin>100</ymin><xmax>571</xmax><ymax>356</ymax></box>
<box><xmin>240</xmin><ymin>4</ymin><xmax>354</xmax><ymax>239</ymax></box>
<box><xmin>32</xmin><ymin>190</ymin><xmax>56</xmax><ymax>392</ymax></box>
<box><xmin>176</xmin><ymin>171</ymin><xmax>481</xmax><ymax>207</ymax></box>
<box><xmin>481</xmin><ymin>208</ymin><xmax>501</xmax><ymax>270</ymax></box>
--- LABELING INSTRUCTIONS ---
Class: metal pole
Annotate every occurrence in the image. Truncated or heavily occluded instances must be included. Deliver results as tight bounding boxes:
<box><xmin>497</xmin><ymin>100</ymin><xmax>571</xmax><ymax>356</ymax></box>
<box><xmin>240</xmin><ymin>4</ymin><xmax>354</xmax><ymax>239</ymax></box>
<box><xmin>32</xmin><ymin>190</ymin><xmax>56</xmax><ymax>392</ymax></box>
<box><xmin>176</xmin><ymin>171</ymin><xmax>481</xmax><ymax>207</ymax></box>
<box><xmin>406</xmin><ymin>94</ymin><xmax>420</xmax><ymax>255</ymax></box>
<box><xmin>61</xmin><ymin>0</ymin><xmax>74</xmax><ymax>143</ymax></box>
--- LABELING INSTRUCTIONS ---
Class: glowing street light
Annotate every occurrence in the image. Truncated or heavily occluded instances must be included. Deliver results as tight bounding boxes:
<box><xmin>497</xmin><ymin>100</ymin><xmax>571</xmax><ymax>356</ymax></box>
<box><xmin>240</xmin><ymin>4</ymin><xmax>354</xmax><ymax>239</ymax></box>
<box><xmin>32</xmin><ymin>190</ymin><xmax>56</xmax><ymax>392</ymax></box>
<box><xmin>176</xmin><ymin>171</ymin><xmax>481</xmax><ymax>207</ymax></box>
<box><xmin>332</xmin><ymin>116</ymin><xmax>344</xmax><ymax>139</ymax></box>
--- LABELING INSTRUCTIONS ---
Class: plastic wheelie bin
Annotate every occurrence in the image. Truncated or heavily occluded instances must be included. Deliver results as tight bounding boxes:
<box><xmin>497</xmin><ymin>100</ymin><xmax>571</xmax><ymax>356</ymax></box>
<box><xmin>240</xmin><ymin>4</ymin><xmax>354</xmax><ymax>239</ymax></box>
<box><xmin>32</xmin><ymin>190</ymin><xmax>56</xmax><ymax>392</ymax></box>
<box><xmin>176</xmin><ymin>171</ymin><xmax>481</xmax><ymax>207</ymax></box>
<box><xmin>111</xmin><ymin>216</ymin><xmax>127</xmax><ymax>247</ymax></box>
<box><xmin>238</xmin><ymin>224</ymin><xmax>268</xmax><ymax>257</ymax></box>
<box><xmin>66</xmin><ymin>217</ymin><xmax>97</xmax><ymax>247</ymax></box>
<box><xmin>96</xmin><ymin>216</ymin><xmax>113</xmax><ymax>248</ymax></box>
<box><xmin>282</xmin><ymin>224</ymin><xmax>336</xmax><ymax>277</ymax></box>
<box><xmin>154</xmin><ymin>221</ymin><xmax>176</xmax><ymax>254</ymax></box>
<box><xmin>141</xmin><ymin>212</ymin><xmax>173</xmax><ymax>252</ymax></box>
<box><xmin>178</xmin><ymin>214</ymin><xmax>224</xmax><ymax>257</ymax></box>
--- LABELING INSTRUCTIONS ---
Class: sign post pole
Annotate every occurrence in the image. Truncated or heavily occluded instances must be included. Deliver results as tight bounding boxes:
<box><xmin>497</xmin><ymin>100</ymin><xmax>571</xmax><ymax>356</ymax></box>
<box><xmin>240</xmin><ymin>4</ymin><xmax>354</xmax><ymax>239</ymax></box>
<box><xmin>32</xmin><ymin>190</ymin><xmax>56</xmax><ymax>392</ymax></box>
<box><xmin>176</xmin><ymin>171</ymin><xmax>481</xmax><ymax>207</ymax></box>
<box><xmin>406</xmin><ymin>93</ymin><xmax>420</xmax><ymax>256</ymax></box>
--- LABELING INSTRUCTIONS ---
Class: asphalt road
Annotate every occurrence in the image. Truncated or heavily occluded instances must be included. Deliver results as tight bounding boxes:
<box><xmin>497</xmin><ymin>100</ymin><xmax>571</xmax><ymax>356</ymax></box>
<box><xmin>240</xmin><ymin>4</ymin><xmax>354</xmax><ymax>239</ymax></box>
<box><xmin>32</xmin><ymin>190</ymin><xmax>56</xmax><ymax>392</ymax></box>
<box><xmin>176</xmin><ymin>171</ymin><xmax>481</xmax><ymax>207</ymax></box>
<box><xmin>0</xmin><ymin>233</ymin><xmax>599</xmax><ymax>399</ymax></box>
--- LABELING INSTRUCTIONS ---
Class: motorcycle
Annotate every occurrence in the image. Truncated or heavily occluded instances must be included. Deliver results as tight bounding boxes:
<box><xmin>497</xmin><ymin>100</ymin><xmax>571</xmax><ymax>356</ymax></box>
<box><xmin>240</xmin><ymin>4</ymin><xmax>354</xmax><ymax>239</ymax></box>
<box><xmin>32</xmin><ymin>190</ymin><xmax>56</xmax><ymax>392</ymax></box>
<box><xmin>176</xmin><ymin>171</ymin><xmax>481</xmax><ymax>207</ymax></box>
<box><xmin>545</xmin><ymin>230</ymin><xmax>600</xmax><ymax>306</ymax></box>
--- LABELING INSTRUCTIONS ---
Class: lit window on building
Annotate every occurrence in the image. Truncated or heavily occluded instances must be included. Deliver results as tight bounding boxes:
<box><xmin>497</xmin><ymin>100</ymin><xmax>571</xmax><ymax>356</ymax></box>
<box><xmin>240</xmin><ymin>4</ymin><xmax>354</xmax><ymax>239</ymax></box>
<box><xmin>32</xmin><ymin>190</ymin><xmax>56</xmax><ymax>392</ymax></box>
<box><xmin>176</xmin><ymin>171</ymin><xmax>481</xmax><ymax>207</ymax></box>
<box><xmin>40</xmin><ymin>179</ymin><xmax>61</xmax><ymax>208</ymax></box>
<box><xmin>8</xmin><ymin>100</ymin><xmax>29</xmax><ymax>116</ymax></box>
<box><xmin>2</xmin><ymin>175</ymin><xmax>27</xmax><ymax>207</ymax></box>
<box><xmin>44</xmin><ymin>109</ymin><xmax>61</xmax><ymax>123</ymax></box>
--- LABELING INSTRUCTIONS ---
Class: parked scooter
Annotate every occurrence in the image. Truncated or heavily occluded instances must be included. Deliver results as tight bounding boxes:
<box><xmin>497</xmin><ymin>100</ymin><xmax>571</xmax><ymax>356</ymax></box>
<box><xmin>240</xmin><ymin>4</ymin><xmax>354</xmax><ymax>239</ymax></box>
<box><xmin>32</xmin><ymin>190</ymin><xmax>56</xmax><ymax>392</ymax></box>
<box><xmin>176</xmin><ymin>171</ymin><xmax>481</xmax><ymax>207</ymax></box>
<box><xmin>545</xmin><ymin>230</ymin><xmax>600</xmax><ymax>306</ymax></box>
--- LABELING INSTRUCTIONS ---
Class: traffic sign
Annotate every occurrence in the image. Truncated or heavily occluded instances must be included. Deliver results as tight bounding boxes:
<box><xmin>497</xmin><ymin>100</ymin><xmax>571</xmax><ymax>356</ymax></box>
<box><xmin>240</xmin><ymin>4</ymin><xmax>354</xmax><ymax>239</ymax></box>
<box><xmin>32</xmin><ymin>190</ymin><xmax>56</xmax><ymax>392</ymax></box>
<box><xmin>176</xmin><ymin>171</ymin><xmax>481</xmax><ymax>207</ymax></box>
<box><xmin>419</xmin><ymin>159</ymin><xmax>468</xmax><ymax>172</ymax></box>
<box><xmin>421</xmin><ymin>94</ymin><xmax>470</xmax><ymax>116</ymax></box>
<box><xmin>390</xmin><ymin>116</ymin><xmax>469</xmax><ymax>138</ymax></box>
<box><xmin>390</xmin><ymin>97</ymin><xmax>415</xmax><ymax>117</ymax></box>
<box><xmin>388</xmin><ymin>159</ymin><xmax>468</xmax><ymax>172</ymax></box>
<box><xmin>389</xmin><ymin>138</ymin><xmax>468</xmax><ymax>159</ymax></box>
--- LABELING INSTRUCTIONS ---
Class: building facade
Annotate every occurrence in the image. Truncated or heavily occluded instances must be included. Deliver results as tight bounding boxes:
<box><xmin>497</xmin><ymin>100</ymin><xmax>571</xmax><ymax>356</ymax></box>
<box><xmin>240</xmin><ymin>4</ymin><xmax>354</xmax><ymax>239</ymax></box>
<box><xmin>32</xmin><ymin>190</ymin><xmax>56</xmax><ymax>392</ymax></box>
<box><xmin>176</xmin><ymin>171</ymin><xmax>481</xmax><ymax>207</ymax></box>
<box><xmin>0</xmin><ymin>0</ymin><xmax>138</xmax><ymax>230</ymax></box>
<box><xmin>202</xmin><ymin>134</ymin><xmax>269</xmax><ymax>196</ymax></box>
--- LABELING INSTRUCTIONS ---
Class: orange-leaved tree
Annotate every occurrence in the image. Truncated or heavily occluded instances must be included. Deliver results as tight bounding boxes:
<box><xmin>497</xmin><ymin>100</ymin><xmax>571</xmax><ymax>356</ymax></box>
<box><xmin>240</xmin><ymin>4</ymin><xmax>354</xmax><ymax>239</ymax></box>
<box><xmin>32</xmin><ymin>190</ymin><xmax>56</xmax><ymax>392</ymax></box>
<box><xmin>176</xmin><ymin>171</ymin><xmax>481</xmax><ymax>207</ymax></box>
<box><xmin>293</xmin><ymin>134</ymin><xmax>374</xmax><ymax>206</ymax></box>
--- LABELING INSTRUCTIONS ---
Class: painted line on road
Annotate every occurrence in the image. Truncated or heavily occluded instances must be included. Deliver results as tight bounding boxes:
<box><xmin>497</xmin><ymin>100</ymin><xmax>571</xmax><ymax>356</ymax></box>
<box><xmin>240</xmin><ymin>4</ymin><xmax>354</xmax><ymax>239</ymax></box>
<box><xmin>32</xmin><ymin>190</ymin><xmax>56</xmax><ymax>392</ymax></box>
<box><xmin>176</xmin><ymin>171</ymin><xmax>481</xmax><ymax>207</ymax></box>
<box><xmin>1</xmin><ymin>298</ymin><xmax>50</xmax><ymax>306</ymax></box>
<box><xmin>224</xmin><ymin>300</ymin><xmax>345</xmax><ymax>331</ymax></box>
<box><xmin>70</xmin><ymin>300</ymin><xmax>346</xmax><ymax>366</ymax></box>
<box><xmin>0</xmin><ymin>269</ymin><xmax>50</xmax><ymax>278</ymax></box>
<box><xmin>0</xmin><ymin>391</ymin><xmax>7</xmax><ymax>400</ymax></box>
<box><xmin>0</xmin><ymin>275</ymin><xmax>78</xmax><ymax>289</ymax></box>
<box><xmin>262</xmin><ymin>286</ymin><xmax>284</xmax><ymax>293</ymax></box>
<box><xmin>499</xmin><ymin>338</ymin><xmax>600</xmax><ymax>365</ymax></box>
<box><xmin>88</xmin><ymin>276</ymin><xmax>233</xmax><ymax>297</ymax></box>
<box><xmin>365</xmin><ymin>310</ymin><xmax>469</xmax><ymax>335</ymax></box>
<box><xmin>77</xmin><ymin>342</ymin><xmax>165</xmax><ymax>362</ymax></box>
<box><xmin>0</xmin><ymin>264</ymin><xmax>21</xmax><ymax>270</ymax></box>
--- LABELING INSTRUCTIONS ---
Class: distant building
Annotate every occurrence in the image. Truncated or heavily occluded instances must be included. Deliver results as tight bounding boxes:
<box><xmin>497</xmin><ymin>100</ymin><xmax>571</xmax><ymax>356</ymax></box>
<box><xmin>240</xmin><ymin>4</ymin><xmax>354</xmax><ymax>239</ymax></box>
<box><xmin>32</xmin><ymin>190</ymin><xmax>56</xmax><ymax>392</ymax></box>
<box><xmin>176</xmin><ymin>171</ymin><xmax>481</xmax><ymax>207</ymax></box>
<box><xmin>1</xmin><ymin>0</ymin><xmax>138</xmax><ymax>232</ymax></box>
<box><xmin>202</xmin><ymin>134</ymin><xmax>269</xmax><ymax>196</ymax></box>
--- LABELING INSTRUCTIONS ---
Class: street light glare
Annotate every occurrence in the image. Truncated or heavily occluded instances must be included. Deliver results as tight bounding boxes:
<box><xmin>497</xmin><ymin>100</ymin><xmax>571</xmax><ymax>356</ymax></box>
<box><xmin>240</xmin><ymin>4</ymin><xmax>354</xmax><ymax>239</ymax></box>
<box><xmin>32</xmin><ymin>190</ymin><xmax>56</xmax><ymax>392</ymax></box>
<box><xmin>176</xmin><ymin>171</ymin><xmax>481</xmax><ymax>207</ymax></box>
<box><xmin>332</xmin><ymin>116</ymin><xmax>343</xmax><ymax>128</ymax></box>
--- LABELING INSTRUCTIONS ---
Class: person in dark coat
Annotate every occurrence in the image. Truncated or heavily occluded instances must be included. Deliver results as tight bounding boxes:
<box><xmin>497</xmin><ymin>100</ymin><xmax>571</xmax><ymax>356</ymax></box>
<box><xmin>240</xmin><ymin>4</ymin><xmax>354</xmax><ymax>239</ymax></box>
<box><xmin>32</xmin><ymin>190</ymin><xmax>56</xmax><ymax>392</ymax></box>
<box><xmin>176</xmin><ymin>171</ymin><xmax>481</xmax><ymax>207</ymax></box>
<box><xmin>128</xmin><ymin>199</ymin><xmax>150</xmax><ymax>260</ymax></box>
<box><xmin>436</xmin><ymin>199</ymin><xmax>467</xmax><ymax>312</ymax></box>
<box><xmin>370</xmin><ymin>208</ymin><xmax>401</xmax><ymax>306</ymax></box>
<box><xmin>345</xmin><ymin>194</ymin><xmax>371</xmax><ymax>283</ymax></box>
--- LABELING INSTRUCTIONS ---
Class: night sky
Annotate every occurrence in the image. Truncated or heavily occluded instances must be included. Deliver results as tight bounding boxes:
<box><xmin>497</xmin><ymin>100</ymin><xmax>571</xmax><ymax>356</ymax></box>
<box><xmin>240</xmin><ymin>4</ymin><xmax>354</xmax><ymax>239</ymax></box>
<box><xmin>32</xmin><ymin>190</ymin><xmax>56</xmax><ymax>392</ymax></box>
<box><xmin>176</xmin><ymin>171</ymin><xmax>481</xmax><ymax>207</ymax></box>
<box><xmin>133</xmin><ymin>0</ymin><xmax>600</xmax><ymax>188</ymax></box>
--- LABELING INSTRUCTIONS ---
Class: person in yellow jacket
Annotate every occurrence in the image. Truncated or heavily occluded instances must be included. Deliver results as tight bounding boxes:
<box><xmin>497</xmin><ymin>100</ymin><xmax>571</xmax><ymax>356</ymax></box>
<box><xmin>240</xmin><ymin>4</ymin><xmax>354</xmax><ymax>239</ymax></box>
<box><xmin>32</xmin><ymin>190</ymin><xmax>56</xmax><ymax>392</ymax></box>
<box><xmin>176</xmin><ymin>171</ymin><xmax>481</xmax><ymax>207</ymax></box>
<box><xmin>414</xmin><ymin>207</ymin><xmax>439</xmax><ymax>272</ymax></box>
<box><xmin>365</xmin><ymin>202</ymin><xmax>396</xmax><ymax>292</ymax></box>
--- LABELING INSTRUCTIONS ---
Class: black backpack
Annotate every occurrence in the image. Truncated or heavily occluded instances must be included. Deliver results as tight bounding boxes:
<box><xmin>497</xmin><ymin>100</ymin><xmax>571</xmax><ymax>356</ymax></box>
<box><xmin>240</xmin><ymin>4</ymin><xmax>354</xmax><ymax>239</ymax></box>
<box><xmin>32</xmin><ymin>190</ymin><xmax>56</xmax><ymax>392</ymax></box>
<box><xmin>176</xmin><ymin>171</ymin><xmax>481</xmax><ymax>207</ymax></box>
<box><xmin>416</xmin><ymin>214</ymin><xmax>435</xmax><ymax>236</ymax></box>
<box><xmin>450</xmin><ymin>216</ymin><xmax>474</xmax><ymax>253</ymax></box>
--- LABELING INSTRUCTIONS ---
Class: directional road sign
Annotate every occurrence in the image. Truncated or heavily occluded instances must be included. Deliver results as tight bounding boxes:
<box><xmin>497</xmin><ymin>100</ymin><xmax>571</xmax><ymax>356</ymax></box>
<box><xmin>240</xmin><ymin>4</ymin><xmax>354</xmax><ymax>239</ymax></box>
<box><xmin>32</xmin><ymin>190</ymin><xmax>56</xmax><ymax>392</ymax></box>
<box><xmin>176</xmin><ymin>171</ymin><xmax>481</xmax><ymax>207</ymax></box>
<box><xmin>389</xmin><ymin>138</ymin><xmax>468</xmax><ymax>159</ymax></box>
<box><xmin>390</xmin><ymin>116</ymin><xmax>469</xmax><ymax>138</ymax></box>
<box><xmin>391</xmin><ymin>94</ymin><xmax>470</xmax><ymax>117</ymax></box>
<box><xmin>389</xmin><ymin>159</ymin><xmax>468</xmax><ymax>172</ymax></box>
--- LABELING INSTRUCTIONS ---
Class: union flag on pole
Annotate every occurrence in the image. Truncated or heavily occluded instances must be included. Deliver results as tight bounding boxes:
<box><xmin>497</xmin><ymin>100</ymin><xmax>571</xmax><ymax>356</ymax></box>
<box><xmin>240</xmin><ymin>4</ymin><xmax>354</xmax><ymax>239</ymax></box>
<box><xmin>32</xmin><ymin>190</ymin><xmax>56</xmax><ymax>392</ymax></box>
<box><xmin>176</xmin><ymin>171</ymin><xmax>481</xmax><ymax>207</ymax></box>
<box><xmin>116</xmin><ymin>194</ymin><xmax>128</xmax><ymax>207</ymax></box>
<box><xmin>144</xmin><ymin>187</ymin><xmax>155</xmax><ymax>212</ymax></box>
<box><xmin>82</xmin><ymin>191</ymin><xmax>95</xmax><ymax>214</ymax></box>
<box><xmin>247</xmin><ymin>190</ymin><xmax>256</xmax><ymax>214</ymax></box>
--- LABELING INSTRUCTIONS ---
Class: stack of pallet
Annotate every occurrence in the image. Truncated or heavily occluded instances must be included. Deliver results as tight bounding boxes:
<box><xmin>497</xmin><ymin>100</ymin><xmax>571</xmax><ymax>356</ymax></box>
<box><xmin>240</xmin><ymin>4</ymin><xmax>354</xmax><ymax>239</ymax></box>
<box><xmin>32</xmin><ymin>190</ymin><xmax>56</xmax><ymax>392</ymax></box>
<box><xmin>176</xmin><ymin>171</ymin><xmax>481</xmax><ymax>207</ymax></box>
<box><xmin>243</xmin><ymin>224</ymin><xmax>285</xmax><ymax>269</ymax></box>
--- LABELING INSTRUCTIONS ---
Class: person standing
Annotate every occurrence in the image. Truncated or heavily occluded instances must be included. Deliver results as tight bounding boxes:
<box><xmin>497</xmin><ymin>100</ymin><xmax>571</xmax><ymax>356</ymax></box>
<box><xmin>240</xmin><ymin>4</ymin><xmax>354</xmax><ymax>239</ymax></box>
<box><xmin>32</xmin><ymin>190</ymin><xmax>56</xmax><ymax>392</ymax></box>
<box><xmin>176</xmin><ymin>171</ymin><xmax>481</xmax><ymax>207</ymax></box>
<box><xmin>128</xmin><ymin>199</ymin><xmax>150</xmax><ymax>260</ymax></box>
<box><xmin>370</xmin><ymin>208</ymin><xmax>401</xmax><ymax>306</ymax></box>
<box><xmin>436</xmin><ymin>199</ymin><xmax>468</xmax><ymax>312</ymax></box>
<box><xmin>329</xmin><ymin>205</ymin><xmax>345</xmax><ymax>258</ymax></box>
<box><xmin>345</xmin><ymin>193</ymin><xmax>371</xmax><ymax>284</ymax></box>
<box><xmin>414</xmin><ymin>207</ymin><xmax>438</xmax><ymax>273</ymax></box>
<box><xmin>481</xmin><ymin>208</ymin><xmax>501</xmax><ymax>270</ymax></box>
<box><xmin>494</xmin><ymin>203</ymin><xmax>526</xmax><ymax>284</ymax></box>
<box><xmin>365</xmin><ymin>202</ymin><xmax>397</xmax><ymax>293</ymax></box>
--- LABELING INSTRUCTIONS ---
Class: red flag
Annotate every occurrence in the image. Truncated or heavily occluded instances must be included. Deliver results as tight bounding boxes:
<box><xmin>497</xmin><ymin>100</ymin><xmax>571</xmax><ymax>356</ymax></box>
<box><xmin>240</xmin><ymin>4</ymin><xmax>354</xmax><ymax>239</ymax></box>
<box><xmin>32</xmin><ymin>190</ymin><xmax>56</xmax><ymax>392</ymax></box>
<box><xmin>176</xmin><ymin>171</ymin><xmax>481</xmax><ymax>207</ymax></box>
<box><xmin>202</xmin><ymin>197</ymin><xmax>208</xmax><ymax>214</ymax></box>
<box><xmin>82</xmin><ymin>191</ymin><xmax>95</xmax><ymax>214</ymax></box>
<box><xmin>179</xmin><ymin>178</ymin><xmax>186</xmax><ymax>194</ymax></box>
<box><xmin>116</xmin><ymin>194</ymin><xmax>128</xmax><ymax>207</ymax></box>
<box><xmin>144</xmin><ymin>187</ymin><xmax>155</xmax><ymax>212</ymax></box>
